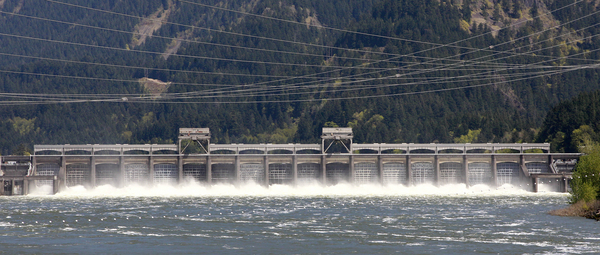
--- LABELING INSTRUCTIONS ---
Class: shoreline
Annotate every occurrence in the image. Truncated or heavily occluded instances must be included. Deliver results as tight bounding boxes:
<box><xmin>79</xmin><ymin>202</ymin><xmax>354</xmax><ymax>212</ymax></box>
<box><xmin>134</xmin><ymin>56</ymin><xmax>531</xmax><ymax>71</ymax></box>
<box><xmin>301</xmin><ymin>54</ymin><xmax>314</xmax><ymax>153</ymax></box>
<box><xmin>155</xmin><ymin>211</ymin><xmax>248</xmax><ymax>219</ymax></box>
<box><xmin>549</xmin><ymin>200</ymin><xmax>600</xmax><ymax>221</ymax></box>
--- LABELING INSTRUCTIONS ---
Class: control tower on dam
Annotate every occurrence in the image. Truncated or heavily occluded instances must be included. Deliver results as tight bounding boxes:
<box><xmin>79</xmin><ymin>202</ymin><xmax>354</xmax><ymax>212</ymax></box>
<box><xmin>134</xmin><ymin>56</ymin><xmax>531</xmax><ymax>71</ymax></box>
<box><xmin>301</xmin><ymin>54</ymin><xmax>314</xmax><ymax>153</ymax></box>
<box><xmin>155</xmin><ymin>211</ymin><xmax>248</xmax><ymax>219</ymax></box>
<box><xmin>3</xmin><ymin>127</ymin><xmax>580</xmax><ymax>195</ymax></box>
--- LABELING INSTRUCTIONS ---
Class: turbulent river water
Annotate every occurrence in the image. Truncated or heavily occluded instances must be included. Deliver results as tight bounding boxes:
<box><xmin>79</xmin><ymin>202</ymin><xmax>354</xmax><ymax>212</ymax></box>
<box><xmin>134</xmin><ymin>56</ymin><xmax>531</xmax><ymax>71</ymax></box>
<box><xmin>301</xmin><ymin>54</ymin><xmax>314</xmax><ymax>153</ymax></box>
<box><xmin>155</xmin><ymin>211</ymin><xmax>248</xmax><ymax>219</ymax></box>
<box><xmin>0</xmin><ymin>182</ymin><xmax>598</xmax><ymax>254</ymax></box>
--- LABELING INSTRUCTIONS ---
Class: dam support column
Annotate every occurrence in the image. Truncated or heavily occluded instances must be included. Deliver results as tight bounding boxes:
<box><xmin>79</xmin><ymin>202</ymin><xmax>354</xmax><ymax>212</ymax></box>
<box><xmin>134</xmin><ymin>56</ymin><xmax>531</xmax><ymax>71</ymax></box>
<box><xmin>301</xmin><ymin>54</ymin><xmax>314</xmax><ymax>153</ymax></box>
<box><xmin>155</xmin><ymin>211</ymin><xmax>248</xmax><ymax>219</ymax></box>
<box><xmin>378</xmin><ymin>155</ymin><xmax>383</xmax><ymax>185</ymax></box>
<box><xmin>119</xmin><ymin>156</ymin><xmax>125</xmax><ymax>187</ymax></box>
<box><xmin>264</xmin><ymin>156</ymin><xmax>269</xmax><ymax>186</ymax></box>
<box><xmin>178</xmin><ymin>155</ymin><xmax>184</xmax><ymax>183</ymax></box>
<box><xmin>31</xmin><ymin>156</ymin><xmax>37</xmax><ymax>177</ymax></box>
<box><xmin>23</xmin><ymin>178</ymin><xmax>28</xmax><ymax>195</ymax></box>
<box><xmin>519</xmin><ymin>154</ymin><xmax>525</xmax><ymax>179</ymax></box>
<box><xmin>206</xmin><ymin>156</ymin><xmax>212</xmax><ymax>184</ymax></box>
<box><xmin>59</xmin><ymin>156</ymin><xmax>66</xmax><ymax>191</ymax></box>
<box><xmin>53</xmin><ymin>176</ymin><xmax>59</xmax><ymax>194</ymax></box>
<box><xmin>349</xmin><ymin>155</ymin><xmax>355</xmax><ymax>184</ymax></box>
<box><xmin>90</xmin><ymin>156</ymin><xmax>96</xmax><ymax>188</ymax></box>
<box><xmin>434</xmin><ymin>155</ymin><xmax>439</xmax><ymax>186</ymax></box>
<box><xmin>321</xmin><ymin>155</ymin><xmax>326</xmax><ymax>184</ymax></box>
<box><xmin>27</xmin><ymin>156</ymin><xmax>35</xmax><ymax>195</ymax></box>
<box><xmin>235</xmin><ymin>156</ymin><xmax>240</xmax><ymax>183</ymax></box>
<box><xmin>149</xmin><ymin>156</ymin><xmax>154</xmax><ymax>185</ymax></box>
<box><xmin>463</xmin><ymin>155</ymin><xmax>469</xmax><ymax>187</ymax></box>
<box><xmin>491</xmin><ymin>155</ymin><xmax>497</xmax><ymax>187</ymax></box>
<box><xmin>406</xmin><ymin>155</ymin><xmax>412</xmax><ymax>186</ymax></box>
<box><xmin>292</xmin><ymin>155</ymin><xmax>298</xmax><ymax>185</ymax></box>
<box><xmin>533</xmin><ymin>177</ymin><xmax>539</xmax><ymax>193</ymax></box>
<box><xmin>563</xmin><ymin>177</ymin><xmax>569</xmax><ymax>193</ymax></box>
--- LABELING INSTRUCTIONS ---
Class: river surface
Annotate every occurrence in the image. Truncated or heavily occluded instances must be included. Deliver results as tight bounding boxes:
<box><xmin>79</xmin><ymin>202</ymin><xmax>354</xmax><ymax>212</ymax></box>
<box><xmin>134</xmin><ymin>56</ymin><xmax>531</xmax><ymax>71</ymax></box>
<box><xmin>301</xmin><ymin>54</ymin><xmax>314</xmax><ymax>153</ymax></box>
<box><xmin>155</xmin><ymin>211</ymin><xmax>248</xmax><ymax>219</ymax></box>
<box><xmin>0</xmin><ymin>182</ymin><xmax>598</xmax><ymax>254</ymax></box>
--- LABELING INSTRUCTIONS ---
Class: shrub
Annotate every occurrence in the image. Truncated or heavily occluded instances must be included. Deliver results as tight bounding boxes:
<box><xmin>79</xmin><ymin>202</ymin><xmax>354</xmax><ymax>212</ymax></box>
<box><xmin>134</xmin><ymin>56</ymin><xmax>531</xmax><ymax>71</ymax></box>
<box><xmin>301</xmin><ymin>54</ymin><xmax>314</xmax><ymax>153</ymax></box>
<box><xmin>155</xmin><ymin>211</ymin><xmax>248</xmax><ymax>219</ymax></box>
<box><xmin>570</xmin><ymin>142</ymin><xmax>600</xmax><ymax>203</ymax></box>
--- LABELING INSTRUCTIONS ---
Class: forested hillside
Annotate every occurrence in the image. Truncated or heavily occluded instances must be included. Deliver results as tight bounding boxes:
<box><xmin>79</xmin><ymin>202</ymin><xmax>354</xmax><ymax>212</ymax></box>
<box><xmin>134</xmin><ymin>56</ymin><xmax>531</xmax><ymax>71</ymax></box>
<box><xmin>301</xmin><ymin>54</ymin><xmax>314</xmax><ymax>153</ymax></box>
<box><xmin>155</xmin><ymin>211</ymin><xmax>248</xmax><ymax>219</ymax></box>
<box><xmin>538</xmin><ymin>89</ymin><xmax>600</xmax><ymax>152</ymax></box>
<box><xmin>1</xmin><ymin>0</ymin><xmax>599</xmax><ymax>154</ymax></box>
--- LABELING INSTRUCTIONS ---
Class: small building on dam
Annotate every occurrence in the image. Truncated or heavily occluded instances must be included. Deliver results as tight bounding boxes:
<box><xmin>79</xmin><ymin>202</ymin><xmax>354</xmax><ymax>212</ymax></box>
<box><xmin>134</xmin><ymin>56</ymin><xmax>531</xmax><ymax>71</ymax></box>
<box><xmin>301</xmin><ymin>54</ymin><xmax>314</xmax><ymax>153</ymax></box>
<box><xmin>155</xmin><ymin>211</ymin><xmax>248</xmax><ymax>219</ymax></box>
<box><xmin>1</xmin><ymin>128</ymin><xmax>581</xmax><ymax>195</ymax></box>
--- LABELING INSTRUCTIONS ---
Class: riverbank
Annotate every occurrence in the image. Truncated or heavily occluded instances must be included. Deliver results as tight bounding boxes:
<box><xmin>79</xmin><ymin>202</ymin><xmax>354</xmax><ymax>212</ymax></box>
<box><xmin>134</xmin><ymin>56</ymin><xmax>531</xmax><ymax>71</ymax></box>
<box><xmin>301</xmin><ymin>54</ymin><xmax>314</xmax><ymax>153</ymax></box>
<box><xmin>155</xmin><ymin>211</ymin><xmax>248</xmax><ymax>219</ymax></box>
<box><xmin>550</xmin><ymin>200</ymin><xmax>600</xmax><ymax>221</ymax></box>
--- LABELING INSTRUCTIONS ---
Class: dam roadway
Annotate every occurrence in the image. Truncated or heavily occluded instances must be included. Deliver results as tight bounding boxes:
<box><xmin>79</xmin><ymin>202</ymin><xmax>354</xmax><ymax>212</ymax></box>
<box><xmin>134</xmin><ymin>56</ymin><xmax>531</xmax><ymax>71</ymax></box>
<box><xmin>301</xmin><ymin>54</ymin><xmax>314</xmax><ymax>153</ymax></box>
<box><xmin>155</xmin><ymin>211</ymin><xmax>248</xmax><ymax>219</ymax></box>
<box><xmin>1</xmin><ymin>128</ymin><xmax>581</xmax><ymax>195</ymax></box>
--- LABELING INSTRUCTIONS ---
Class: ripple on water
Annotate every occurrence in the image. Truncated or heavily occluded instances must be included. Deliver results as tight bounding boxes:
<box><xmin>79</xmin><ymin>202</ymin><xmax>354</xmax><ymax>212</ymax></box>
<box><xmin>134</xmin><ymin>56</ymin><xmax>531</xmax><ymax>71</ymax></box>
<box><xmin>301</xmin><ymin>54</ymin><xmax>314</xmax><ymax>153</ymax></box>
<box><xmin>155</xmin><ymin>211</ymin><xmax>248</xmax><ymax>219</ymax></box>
<box><xmin>0</xmin><ymin>186</ymin><xmax>596</xmax><ymax>254</ymax></box>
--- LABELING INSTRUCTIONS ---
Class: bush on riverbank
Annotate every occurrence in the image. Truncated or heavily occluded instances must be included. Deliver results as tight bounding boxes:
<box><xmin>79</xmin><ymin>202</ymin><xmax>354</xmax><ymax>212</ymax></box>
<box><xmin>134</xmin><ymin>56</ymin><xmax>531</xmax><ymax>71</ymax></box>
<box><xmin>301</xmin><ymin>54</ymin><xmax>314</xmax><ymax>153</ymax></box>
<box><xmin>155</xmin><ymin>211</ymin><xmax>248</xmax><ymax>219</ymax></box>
<box><xmin>553</xmin><ymin>141</ymin><xmax>600</xmax><ymax>220</ymax></box>
<box><xmin>570</xmin><ymin>141</ymin><xmax>600</xmax><ymax>204</ymax></box>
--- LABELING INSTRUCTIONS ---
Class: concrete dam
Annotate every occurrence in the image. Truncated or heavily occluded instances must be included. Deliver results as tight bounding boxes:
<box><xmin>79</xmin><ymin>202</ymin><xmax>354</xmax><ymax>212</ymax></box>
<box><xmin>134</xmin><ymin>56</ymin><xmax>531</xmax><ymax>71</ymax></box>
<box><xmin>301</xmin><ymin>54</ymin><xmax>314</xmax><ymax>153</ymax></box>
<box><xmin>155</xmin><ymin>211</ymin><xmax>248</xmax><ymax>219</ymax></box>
<box><xmin>1</xmin><ymin>128</ymin><xmax>580</xmax><ymax>195</ymax></box>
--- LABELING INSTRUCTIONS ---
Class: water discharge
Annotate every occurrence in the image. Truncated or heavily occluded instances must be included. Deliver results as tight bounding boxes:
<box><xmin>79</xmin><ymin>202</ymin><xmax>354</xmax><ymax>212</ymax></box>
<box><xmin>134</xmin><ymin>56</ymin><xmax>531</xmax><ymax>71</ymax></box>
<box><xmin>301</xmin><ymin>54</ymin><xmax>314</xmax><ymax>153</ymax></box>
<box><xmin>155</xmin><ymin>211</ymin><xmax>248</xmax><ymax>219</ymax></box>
<box><xmin>3</xmin><ymin>182</ymin><xmax>598</xmax><ymax>254</ymax></box>
<box><xmin>30</xmin><ymin>181</ymin><xmax>548</xmax><ymax>198</ymax></box>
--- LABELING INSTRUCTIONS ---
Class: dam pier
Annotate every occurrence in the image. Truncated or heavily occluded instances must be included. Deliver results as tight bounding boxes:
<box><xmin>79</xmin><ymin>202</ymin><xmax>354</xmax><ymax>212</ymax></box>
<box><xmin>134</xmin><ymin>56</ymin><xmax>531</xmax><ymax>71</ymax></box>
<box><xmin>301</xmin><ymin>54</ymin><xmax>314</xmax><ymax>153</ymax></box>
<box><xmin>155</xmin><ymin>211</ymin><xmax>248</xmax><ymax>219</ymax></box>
<box><xmin>1</xmin><ymin>128</ymin><xmax>580</xmax><ymax>195</ymax></box>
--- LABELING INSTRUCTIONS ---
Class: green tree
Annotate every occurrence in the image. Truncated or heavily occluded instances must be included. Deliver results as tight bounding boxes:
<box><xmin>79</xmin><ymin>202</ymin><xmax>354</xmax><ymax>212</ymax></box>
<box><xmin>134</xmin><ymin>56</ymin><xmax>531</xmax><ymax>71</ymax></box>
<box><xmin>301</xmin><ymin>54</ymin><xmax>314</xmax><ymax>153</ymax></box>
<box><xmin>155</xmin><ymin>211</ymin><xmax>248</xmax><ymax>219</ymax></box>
<box><xmin>454</xmin><ymin>129</ymin><xmax>481</xmax><ymax>143</ymax></box>
<box><xmin>570</xmin><ymin>141</ymin><xmax>600</xmax><ymax>203</ymax></box>
<box><xmin>324</xmin><ymin>121</ymin><xmax>339</xmax><ymax>128</ymax></box>
<box><xmin>10</xmin><ymin>117</ymin><xmax>37</xmax><ymax>136</ymax></box>
<box><xmin>12</xmin><ymin>144</ymin><xmax>31</xmax><ymax>156</ymax></box>
<box><xmin>572</xmin><ymin>125</ymin><xmax>598</xmax><ymax>150</ymax></box>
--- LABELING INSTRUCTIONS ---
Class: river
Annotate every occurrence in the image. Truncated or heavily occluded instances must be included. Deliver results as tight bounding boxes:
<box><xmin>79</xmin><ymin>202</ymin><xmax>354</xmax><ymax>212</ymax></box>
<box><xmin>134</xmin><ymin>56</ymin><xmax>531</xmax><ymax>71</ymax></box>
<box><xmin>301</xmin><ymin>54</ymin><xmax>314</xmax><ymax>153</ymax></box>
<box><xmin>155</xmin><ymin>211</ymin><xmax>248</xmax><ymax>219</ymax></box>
<box><xmin>0</xmin><ymin>182</ymin><xmax>598</xmax><ymax>254</ymax></box>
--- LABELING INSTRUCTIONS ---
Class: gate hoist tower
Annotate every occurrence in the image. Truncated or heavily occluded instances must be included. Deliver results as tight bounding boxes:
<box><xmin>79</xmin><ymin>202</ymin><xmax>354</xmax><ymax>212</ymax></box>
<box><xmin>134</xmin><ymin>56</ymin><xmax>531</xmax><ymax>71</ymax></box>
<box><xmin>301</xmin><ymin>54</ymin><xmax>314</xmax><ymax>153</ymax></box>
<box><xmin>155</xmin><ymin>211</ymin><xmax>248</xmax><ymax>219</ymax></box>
<box><xmin>321</xmin><ymin>127</ymin><xmax>353</xmax><ymax>153</ymax></box>
<box><xmin>178</xmin><ymin>128</ymin><xmax>211</xmax><ymax>154</ymax></box>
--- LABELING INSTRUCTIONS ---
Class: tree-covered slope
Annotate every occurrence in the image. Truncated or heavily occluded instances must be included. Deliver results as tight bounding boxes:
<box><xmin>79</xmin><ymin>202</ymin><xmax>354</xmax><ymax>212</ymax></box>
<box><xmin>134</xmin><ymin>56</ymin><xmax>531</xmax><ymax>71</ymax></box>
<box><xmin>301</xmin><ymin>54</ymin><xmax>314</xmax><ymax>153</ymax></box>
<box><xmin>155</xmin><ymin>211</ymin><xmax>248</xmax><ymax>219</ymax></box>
<box><xmin>538</xmin><ymin>89</ymin><xmax>600</xmax><ymax>152</ymax></box>
<box><xmin>0</xmin><ymin>0</ymin><xmax>599</xmax><ymax>154</ymax></box>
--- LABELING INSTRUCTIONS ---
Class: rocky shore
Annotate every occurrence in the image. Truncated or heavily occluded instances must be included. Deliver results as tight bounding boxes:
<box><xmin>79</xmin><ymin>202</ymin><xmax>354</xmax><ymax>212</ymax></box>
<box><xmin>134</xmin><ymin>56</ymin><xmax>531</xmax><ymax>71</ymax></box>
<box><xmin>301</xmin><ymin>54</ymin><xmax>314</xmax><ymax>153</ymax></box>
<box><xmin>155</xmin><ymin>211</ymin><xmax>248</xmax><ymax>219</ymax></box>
<box><xmin>550</xmin><ymin>200</ymin><xmax>600</xmax><ymax>221</ymax></box>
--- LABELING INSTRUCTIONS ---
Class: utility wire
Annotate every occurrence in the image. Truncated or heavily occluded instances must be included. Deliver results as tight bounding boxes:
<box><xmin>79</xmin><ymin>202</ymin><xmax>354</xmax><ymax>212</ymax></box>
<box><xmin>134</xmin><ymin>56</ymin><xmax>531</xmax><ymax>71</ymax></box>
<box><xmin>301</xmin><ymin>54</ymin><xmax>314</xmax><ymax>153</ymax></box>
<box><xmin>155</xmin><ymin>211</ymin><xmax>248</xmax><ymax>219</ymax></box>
<box><xmin>2</xmin><ymin>0</ymin><xmax>596</xmax><ymax>103</ymax></box>
<box><xmin>193</xmin><ymin>10</ymin><xmax>600</xmax><ymax>98</ymax></box>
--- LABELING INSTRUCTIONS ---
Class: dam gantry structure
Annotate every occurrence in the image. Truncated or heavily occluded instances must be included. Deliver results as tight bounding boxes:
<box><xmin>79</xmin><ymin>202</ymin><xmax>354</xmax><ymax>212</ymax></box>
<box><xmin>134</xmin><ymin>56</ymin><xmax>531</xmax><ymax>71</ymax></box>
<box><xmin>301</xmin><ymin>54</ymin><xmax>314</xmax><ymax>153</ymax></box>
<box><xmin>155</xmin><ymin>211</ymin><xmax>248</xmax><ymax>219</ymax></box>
<box><xmin>1</xmin><ymin>128</ymin><xmax>580</xmax><ymax>195</ymax></box>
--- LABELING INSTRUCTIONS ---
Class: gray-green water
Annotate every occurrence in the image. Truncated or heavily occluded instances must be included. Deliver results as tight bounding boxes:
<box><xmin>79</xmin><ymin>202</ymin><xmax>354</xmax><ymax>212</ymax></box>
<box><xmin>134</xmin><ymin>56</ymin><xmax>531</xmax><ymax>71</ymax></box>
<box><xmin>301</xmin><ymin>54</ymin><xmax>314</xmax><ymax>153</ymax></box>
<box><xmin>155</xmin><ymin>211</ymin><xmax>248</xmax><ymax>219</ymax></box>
<box><xmin>0</xmin><ymin>183</ymin><xmax>598</xmax><ymax>254</ymax></box>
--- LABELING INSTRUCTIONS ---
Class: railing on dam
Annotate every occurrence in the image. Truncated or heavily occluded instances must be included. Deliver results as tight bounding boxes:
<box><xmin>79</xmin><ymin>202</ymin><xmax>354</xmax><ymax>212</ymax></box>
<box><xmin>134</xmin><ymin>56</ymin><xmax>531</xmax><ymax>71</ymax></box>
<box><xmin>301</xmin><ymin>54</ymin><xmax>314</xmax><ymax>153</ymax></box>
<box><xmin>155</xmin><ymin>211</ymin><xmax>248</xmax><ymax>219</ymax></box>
<box><xmin>34</xmin><ymin>142</ymin><xmax>552</xmax><ymax>156</ymax></box>
<box><xmin>34</xmin><ymin>144</ymin><xmax>179</xmax><ymax>155</ymax></box>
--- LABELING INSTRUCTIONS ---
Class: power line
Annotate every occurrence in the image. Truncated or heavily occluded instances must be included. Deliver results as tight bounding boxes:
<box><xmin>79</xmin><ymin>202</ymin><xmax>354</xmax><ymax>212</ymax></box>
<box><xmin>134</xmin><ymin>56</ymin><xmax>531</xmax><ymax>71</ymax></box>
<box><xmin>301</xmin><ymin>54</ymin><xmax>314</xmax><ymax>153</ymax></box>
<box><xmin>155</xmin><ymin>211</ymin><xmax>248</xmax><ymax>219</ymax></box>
<box><xmin>199</xmin><ymin>11</ymin><xmax>600</xmax><ymax>98</ymax></box>
<box><xmin>1</xmin><ymin>0</ymin><xmax>596</xmax><ymax>105</ymax></box>
<box><xmin>3</xmin><ymin>0</ymin><xmax>590</xmax><ymax>91</ymax></box>
<box><xmin>0</xmin><ymin>31</ymin><xmax>394</xmax><ymax>70</ymax></box>
<box><xmin>188</xmin><ymin>0</ymin><xmax>592</xmax><ymax>95</ymax></box>
<box><xmin>4</xmin><ymin>41</ymin><xmax>599</xmax><ymax>104</ymax></box>
<box><xmin>0</xmin><ymin>10</ymin><xmax>408</xmax><ymax>65</ymax></box>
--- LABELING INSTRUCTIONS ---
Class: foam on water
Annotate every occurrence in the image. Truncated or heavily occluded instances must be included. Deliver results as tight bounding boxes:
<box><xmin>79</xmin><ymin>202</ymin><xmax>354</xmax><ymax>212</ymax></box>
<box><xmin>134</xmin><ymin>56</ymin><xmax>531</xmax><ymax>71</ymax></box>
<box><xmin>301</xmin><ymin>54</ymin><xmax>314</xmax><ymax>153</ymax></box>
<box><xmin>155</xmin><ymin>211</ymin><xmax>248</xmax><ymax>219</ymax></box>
<box><xmin>26</xmin><ymin>180</ymin><xmax>569</xmax><ymax>198</ymax></box>
<box><xmin>27</xmin><ymin>184</ymin><xmax>54</xmax><ymax>196</ymax></box>
<box><xmin>1</xmin><ymin>183</ymin><xmax>593</xmax><ymax>254</ymax></box>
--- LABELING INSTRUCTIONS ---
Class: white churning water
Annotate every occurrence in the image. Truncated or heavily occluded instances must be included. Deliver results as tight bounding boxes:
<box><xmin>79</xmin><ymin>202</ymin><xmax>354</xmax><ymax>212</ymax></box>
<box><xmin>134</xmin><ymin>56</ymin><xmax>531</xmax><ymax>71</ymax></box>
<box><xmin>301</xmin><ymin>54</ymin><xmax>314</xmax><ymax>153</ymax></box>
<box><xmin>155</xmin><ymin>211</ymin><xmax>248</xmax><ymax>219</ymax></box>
<box><xmin>29</xmin><ymin>180</ymin><xmax>549</xmax><ymax>198</ymax></box>
<box><xmin>2</xmin><ymin>182</ymin><xmax>597</xmax><ymax>254</ymax></box>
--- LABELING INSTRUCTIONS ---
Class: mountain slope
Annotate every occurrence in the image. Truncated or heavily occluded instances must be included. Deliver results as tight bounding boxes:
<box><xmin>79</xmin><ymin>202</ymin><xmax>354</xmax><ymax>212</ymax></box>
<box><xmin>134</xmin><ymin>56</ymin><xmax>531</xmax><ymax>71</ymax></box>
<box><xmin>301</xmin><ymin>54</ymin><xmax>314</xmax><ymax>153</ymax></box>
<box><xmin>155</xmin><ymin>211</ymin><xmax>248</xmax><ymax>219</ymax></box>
<box><xmin>0</xmin><ymin>0</ymin><xmax>599</xmax><ymax>154</ymax></box>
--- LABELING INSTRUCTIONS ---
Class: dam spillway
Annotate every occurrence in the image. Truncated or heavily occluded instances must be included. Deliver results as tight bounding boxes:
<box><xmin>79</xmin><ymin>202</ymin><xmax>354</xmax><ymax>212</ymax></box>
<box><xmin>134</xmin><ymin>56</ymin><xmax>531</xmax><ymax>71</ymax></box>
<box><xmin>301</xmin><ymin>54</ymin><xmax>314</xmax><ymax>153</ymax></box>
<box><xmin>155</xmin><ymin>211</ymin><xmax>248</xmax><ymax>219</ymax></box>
<box><xmin>1</xmin><ymin>128</ymin><xmax>581</xmax><ymax>195</ymax></box>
